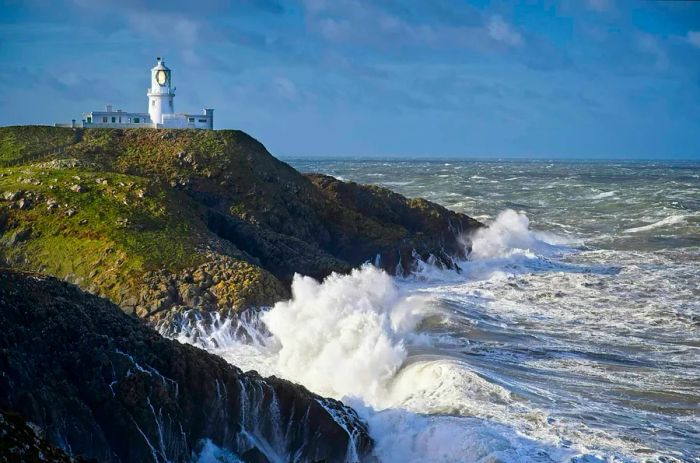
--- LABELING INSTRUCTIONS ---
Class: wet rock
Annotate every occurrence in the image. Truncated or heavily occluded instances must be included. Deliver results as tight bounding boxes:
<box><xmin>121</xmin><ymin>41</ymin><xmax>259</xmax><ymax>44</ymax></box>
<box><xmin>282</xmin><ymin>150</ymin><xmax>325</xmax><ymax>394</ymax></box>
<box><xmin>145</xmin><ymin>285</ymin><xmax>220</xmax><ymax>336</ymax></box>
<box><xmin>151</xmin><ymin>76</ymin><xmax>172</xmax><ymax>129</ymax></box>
<box><xmin>0</xmin><ymin>270</ymin><xmax>373</xmax><ymax>462</ymax></box>
<box><xmin>0</xmin><ymin>411</ymin><xmax>82</xmax><ymax>463</ymax></box>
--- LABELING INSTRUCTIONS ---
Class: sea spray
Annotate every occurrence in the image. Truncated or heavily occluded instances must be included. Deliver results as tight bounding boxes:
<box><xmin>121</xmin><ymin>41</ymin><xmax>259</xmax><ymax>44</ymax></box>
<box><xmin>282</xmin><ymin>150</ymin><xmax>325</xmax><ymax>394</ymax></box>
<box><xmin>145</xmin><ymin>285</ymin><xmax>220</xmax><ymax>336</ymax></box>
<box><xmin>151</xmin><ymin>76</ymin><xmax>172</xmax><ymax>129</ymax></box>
<box><xmin>165</xmin><ymin>206</ymin><xmax>694</xmax><ymax>461</ymax></box>
<box><xmin>470</xmin><ymin>209</ymin><xmax>537</xmax><ymax>259</ymax></box>
<box><xmin>469</xmin><ymin>209</ymin><xmax>575</xmax><ymax>260</ymax></box>
<box><xmin>262</xmin><ymin>266</ymin><xmax>431</xmax><ymax>403</ymax></box>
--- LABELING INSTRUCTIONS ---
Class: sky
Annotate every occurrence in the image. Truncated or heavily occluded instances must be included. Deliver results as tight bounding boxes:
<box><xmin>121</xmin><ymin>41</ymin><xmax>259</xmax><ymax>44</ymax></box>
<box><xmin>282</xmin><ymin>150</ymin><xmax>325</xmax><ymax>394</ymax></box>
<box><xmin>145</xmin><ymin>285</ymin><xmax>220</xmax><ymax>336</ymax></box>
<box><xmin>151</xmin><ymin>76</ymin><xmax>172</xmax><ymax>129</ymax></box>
<box><xmin>1</xmin><ymin>0</ymin><xmax>700</xmax><ymax>159</ymax></box>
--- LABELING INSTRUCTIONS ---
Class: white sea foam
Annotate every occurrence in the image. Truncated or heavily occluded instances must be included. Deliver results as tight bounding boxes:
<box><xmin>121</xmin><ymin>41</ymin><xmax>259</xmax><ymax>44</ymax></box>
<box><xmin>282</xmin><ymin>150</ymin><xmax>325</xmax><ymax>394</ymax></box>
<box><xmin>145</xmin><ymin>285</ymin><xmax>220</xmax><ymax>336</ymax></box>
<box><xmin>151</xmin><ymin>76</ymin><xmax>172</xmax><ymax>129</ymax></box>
<box><xmin>361</xmin><ymin>410</ymin><xmax>586</xmax><ymax>463</ymax></box>
<box><xmin>166</xmin><ymin>203</ymin><xmax>696</xmax><ymax>462</ymax></box>
<box><xmin>255</xmin><ymin>264</ymin><xmax>601</xmax><ymax>462</ymax></box>
<box><xmin>194</xmin><ymin>439</ymin><xmax>243</xmax><ymax>463</ymax></box>
<box><xmin>261</xmin><ymin>266</ymin><xmax>430</xmax><ymax>403</ymax></box>
<box><xmin>468</xmin><ymin>209</ymin><xmax>572</xmax><ymax>259</ymax></box>
<box><xmin>623</xmin><ymin>215</ymin><xmax>687</xmax><ymax>233</ymax></box>
<box><xmin>382</xmin><ymin>181</ymin><xmax>413</xmax><ymax>186</ymax></box>
<box><xmin>589</xmin><ymin>191</ymin><xmax>617</xmax><ymax>200</ymax></box>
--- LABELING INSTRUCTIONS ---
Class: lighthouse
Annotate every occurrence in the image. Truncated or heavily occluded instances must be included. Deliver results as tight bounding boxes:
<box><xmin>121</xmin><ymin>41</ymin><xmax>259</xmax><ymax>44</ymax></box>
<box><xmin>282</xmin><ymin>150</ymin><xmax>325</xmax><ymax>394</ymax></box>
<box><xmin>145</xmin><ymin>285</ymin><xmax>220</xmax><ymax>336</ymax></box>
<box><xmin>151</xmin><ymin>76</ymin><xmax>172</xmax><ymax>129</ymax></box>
<box><xmin>64</xmin><ymin>57</ymin><xmax>214</xmax><ymax>130</ymax></box>
<box><xmin>147</xmin><ymin>57</ymin><xmax>174</xmax><ymax>125</ymax></box>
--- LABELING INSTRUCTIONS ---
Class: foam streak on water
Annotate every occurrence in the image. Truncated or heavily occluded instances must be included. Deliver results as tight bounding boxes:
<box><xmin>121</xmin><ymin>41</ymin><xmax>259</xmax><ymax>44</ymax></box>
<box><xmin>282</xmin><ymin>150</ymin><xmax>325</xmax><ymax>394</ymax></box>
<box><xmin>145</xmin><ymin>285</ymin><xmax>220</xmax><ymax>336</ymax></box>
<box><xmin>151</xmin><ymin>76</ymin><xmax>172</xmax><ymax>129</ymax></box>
<box><xmin>179</xmin><ymin>160</ymin><xmax>699</xmax><ymax>463</ymax></box>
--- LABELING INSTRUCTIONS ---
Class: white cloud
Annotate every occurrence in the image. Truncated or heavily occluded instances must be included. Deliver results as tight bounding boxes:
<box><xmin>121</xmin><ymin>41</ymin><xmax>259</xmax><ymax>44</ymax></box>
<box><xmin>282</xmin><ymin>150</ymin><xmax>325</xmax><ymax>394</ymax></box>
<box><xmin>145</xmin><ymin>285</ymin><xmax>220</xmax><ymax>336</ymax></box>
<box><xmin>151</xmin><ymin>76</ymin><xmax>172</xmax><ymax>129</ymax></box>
<box><xmin>487</xmin><ymin>15</ymin><xmax>522</xmax><ymax>47</ymax></box>
<box><xmin>585</xmin><ymin>0</ymin><xmax>612</xmax><ymax>13</ymax></box>
<box><xmin>638</xmin><ymin>34</ymin><xmax>668</xmax><ymax>71</ymax></box>
<box><xmin>272</xmin><ymin>77</ymin><xmax>299</xmax><ymax>101</ymax></box>
<box><xmin>688</xmin><ymin>31</ymin><xmax>700</xmax><ymax>49</ymax></box>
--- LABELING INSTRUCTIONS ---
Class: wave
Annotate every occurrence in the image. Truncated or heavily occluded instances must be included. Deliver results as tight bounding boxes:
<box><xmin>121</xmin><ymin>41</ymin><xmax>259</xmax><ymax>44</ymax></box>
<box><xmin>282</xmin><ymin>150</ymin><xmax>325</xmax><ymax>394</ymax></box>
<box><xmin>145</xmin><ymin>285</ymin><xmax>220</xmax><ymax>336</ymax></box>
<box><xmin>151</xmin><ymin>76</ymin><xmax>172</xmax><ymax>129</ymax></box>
<box><xmin>589</xmin><ymin>191</ymin><xmax>617</xmax><ymax>200</ymax></box>
<box><xmin>469</xmin><ymin>209</ymin><xmax>576</xmax><ymax>260</ymax></box>
<box><xmin>173</xmin><ymin>265</ymin><xmax>597</xmax><ymax>462</ymax></box>
<box><xmin>261</xmin><ymin>266</ymin><xmax>429</xmax><ymax>404</ymax></box>
<box><xmin>623</xmin><ymin>215</ymin><xmax>688</xmax><ymax>233</ymax></box>
<box><xmin>165</xmin><ymin>210</ymin><xmax>654</xmax><ymax>462</ymax></box>
<box><xmin>382</xmin><ymin>181</ymin><xmax>414</xmax><ymax>186</ymax></box>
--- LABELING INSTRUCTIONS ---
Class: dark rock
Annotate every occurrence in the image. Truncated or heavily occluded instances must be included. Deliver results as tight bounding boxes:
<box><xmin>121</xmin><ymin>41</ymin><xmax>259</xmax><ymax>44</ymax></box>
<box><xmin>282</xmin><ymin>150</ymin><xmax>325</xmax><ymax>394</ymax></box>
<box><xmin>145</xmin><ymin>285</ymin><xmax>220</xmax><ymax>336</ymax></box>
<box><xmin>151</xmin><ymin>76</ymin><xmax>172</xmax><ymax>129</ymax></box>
<box><xmin>6</xmin><ymin>227</ymin><xmax>31</xmax><ymax>246</ymax></box>
<box><xmin>16</xmin><ymin>198</ymin><xmax>31</xmax><ymax>210</ymax></box>
<box><xmin>0</xmin><ymin>410</ymin><xmax>92</xmax><ymax>462</ymax></box>
<box><xmin>0</xmin><ymin>270</ymin><xmax>372</xmax><ymax>462</ymax></box>
<box><xmin>2</xmin><ymin>191</ymin><xmax>22</xmax><ymax>201</ymax></box>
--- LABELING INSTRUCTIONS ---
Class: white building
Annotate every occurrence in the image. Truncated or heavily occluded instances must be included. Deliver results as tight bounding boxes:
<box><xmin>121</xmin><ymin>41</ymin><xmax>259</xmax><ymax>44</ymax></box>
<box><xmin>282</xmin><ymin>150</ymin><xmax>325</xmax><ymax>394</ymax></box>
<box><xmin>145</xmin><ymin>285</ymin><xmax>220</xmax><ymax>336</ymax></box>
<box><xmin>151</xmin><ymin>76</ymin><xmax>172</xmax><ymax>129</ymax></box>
<box><xmin>57</xmin><ymin>57</ymin><xmax>213</xmax><ymax>130</ymax></box>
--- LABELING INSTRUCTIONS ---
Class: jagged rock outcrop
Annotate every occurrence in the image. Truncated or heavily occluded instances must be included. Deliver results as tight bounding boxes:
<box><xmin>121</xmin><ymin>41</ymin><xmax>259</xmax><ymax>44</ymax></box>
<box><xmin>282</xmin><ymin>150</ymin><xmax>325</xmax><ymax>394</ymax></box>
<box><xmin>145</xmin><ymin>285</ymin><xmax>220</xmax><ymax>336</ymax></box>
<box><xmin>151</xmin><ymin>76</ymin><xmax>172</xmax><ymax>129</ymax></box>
<box><xmin>0</xmin><ymin>270</ymin><xmax>372</xmax><ymax>462</ymax></box>
<box><xmin>0</xmin><ymin>126</ymin><xmax>481</xmax><ymax>319</ymax></box>
<box><xmin>306</xmin><ymin>174</ymin><xmax>480</xmax><ymax>274</ymax></box>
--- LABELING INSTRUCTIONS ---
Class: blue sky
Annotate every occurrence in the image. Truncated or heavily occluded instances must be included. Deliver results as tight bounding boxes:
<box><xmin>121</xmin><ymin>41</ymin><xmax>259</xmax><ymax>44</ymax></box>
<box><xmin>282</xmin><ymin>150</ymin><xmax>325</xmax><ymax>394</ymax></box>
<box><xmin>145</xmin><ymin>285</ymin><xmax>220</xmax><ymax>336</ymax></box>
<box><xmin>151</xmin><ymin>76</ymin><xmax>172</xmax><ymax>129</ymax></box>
<box><xmin>1</xmin><ymin>0</ymin><xmax>700</xmax><ymax>159</ymax></box>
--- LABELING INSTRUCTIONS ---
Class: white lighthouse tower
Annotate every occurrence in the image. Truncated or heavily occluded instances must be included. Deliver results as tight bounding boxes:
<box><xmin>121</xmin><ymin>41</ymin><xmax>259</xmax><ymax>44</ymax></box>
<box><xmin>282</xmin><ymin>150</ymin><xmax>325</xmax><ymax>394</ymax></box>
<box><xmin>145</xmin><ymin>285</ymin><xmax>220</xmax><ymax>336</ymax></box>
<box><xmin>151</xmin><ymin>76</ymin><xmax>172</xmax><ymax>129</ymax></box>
<box><xmin>147</xmin><ymin>57</ymin><xmax>174</xmax><ymax>126</ymax></box>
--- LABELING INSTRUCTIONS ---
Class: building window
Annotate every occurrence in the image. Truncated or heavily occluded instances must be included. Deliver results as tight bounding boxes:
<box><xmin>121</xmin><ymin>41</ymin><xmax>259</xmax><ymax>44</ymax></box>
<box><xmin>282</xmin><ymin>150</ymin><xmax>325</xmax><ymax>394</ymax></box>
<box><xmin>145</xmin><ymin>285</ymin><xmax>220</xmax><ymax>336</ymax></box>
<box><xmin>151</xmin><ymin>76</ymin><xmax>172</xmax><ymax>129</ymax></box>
<box><xmin>134</xmin><ymin>117</ymin><xmax>140</xmax><ymax>123</ymax></box>
<box><xmin>111</xmin><ymin>117</ymin><xmax>116</xmax><ymax>123</ymax></box>
<box><xmin>87</xmin><ymin>116</ymin><xmax>92</xmax><ymax>123</ymax></box>
<box><xmin>188</xmin><ymin>117</ymin><xmax>195</xmax><ymax>123</ymax></box>
<box><xmin>102</xmin><ymin>116</ymin><xmax>108</xmax><ymax>123</ymax></box>
<box><xmin>151</xmin><ymin>100</ymin><xmax>155</xmax><ymax>106</ymax></box>
<box><xmin>198</xmin><ymin>119</ymin><xmax>207</xmax><ymax>123</ymax></box>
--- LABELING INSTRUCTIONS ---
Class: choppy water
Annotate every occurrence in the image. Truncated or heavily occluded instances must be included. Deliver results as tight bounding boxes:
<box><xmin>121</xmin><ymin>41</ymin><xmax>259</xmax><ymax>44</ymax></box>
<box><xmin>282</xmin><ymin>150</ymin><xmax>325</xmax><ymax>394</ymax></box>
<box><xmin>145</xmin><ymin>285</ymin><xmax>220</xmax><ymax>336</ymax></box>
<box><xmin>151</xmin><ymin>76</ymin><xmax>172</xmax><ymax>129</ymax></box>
<box><xmin>180</xmin><ymin>160</ymin><xmax>700</xmax><ymax>462</ymax></box>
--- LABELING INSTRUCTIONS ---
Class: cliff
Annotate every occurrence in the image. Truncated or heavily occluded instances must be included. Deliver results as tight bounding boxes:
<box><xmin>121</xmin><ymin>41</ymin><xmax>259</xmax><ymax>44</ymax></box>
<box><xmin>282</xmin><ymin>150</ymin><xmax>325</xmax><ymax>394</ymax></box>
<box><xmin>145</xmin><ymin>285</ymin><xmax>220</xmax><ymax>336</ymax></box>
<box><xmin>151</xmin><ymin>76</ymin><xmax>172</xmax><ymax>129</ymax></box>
<box><xmin>0</xmin><ymin>126</ymin><xmax>480</xmax><ymax>320</ymax></box>
<box><xmin>0</xmin><ymin>269</ymin><xmax>372</xmax><ymax>462</ymax></box>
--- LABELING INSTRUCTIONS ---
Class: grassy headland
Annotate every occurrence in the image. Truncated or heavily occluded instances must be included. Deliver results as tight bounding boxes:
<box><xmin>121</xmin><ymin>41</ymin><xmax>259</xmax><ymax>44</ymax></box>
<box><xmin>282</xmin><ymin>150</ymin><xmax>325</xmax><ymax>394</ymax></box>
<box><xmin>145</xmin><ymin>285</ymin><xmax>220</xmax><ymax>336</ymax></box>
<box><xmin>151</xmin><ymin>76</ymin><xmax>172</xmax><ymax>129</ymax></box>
<box><xmin>0</xmin><ymin>126</ymin><xmax>480</xmax><ymax>320</ymax></box>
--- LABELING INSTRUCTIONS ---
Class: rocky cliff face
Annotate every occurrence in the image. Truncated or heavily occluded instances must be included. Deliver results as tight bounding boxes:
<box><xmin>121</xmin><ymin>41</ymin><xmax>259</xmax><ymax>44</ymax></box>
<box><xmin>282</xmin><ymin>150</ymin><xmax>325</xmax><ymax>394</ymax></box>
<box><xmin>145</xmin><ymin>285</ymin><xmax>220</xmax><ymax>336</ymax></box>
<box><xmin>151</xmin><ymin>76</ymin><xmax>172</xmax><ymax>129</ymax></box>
<box><xmin>0</xmin><ymin>270</ymin><xmax>372</xmax><ymax>462</ymax></box>
<box><xmin>0</xmin><ymin>126</ymin><xmax>481</xmax><ymax>320</ymax></box>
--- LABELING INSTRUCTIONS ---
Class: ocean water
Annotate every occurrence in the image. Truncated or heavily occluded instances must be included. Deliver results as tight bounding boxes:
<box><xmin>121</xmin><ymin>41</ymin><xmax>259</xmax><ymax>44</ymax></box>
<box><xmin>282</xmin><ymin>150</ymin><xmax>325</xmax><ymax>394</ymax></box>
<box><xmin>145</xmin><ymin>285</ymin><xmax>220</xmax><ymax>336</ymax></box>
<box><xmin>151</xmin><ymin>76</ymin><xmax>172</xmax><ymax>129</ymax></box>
<box><xmin>179</xmin><ymin>160</ymin><xmax>699</xmax><ymax>462</ymax></box>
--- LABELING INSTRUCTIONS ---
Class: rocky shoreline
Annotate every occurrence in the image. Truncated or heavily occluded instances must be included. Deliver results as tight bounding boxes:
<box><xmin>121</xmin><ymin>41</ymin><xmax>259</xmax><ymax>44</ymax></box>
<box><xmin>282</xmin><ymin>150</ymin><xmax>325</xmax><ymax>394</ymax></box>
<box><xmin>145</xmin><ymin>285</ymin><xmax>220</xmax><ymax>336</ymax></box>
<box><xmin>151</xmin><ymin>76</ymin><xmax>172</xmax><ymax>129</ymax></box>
<box><xmin>0</xmin><ymin>270</ymin><xmax>372</xmax><ymax>462</ymax></box>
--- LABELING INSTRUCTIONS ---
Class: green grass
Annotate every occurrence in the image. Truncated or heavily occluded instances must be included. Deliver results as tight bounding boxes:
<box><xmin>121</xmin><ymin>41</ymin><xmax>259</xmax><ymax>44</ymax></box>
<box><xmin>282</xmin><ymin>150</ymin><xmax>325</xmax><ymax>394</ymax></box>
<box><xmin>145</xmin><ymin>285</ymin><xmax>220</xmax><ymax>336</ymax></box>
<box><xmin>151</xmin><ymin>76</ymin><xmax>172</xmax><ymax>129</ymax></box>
<box><xmin>0</xmin><ymin>126</ymin><xmax>77</xmax><ymax>162</ymax></box>
<box><xmin>0</xmin><ymin>166</ymin><xmax>206</xmax><ymax>300</ymax></box>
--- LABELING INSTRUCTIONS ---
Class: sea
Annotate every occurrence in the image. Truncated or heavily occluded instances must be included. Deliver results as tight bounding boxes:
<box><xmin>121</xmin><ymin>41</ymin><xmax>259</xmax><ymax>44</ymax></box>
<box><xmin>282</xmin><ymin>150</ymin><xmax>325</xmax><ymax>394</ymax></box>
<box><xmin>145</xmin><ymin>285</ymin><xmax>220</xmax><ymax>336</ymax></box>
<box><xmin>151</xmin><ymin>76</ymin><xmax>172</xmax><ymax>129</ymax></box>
<box><xmin>172</xmin><ymin>160</ymin><xmax>700</xmax><ymax>462</ymax></box>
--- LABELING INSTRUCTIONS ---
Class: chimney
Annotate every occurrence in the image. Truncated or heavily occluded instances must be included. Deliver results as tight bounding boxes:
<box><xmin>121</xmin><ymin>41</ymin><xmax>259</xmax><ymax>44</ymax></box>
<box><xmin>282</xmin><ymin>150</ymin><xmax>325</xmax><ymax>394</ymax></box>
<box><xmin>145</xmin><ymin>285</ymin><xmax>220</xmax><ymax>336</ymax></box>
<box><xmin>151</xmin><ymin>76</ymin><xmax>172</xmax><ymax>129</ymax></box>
<box><xmin>106</xmin><ymin>104</ymin><xmax>113</xmax><ymax>112</ymax></box>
